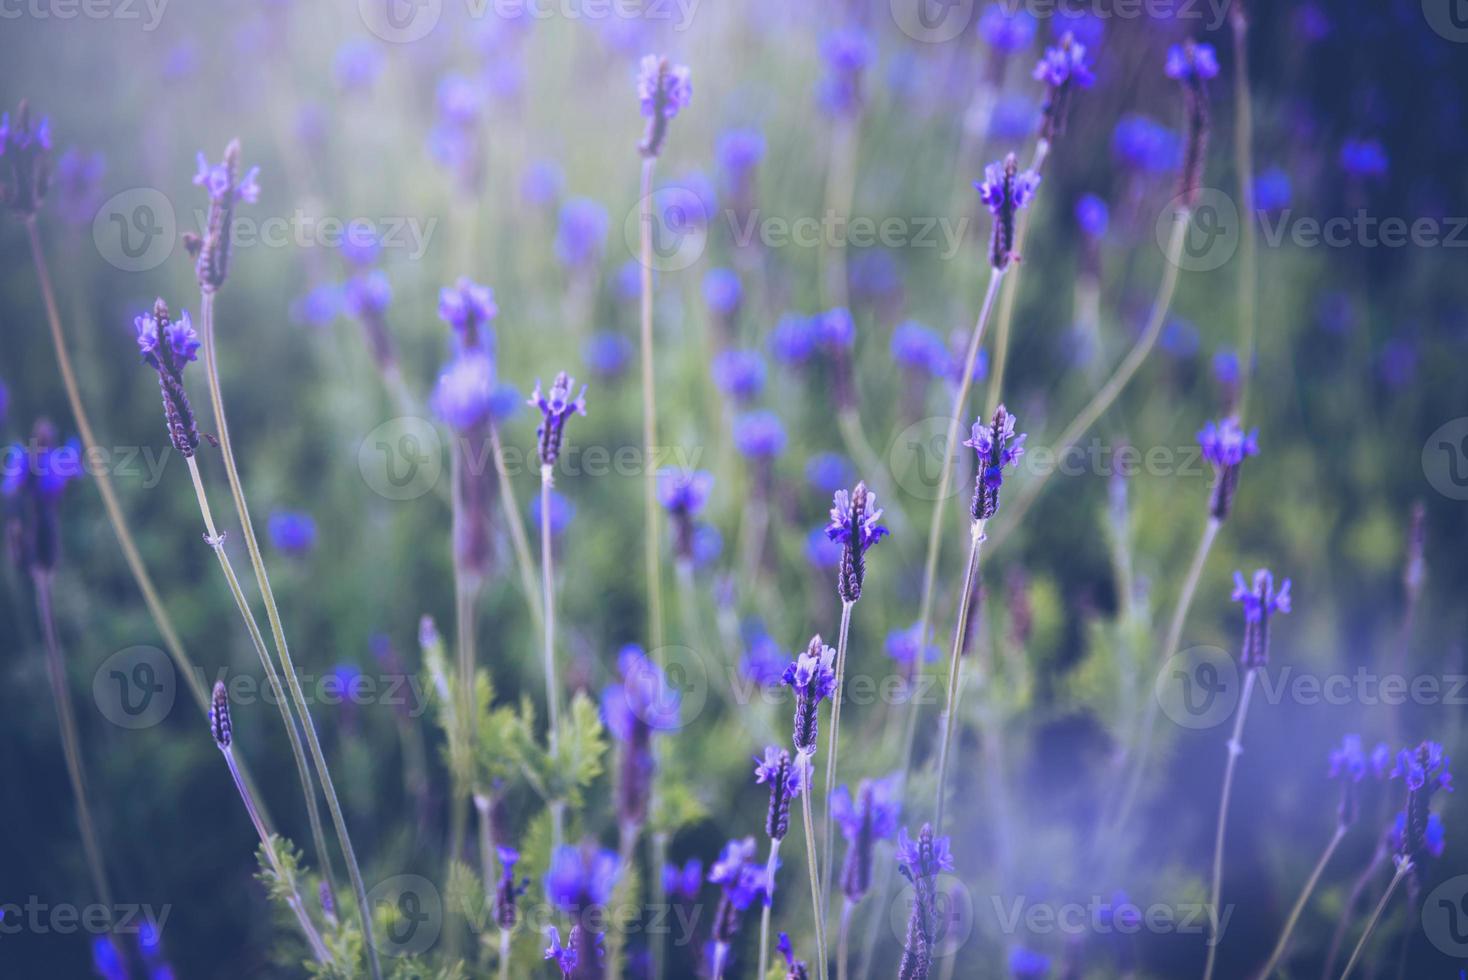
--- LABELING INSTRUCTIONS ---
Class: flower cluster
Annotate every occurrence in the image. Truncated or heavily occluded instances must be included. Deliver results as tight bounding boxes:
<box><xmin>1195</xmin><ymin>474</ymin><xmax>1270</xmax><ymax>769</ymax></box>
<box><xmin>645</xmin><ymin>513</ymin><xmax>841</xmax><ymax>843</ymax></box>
<box><xmin>209</xmin><ymin>681</ymin><xmax>232</xmax><ymax>749</ymax></box>
<box><xmin>658</xmin><ymin>468</ymin><xmax>714</xmax><ymax>563</ymax></box>
<box><xmin>1391</xmin><ymin>741</ymin><xmax>1453</xmax><ymax>870</ymax></box>
<box><xmin>782</xmin><ymin>636</ymin><xmax>837</xmax><ymax>756</ymax></box>
<box><xmin>1231</xmin><ymin>569</ymin><xmax>1291</xmax><ymax>669</ymax></box>
<box><xmin>602</xmin><ymin>646</ymin><xmax>680</xmax><ymax>830</ymax></box>
<box><xmin>1165</xmin><ymin>41</ymin><xmax>1217</xmax><ymax>207</ymax></box>
<box><xmin>965</xmin><ymin>405</ymin><xmax>1027</xmax><ymax>522</ymax></box>
<box><xmin>438</xmin><ymin>276</ymin><xmax>497</xmax><ymax>354</ymax></box>
<box><xmin>186</xmin><ymin>141</ymin><xmax>259</xmax><ymax>291</ymax></box>
<box><xmin>976</xmin><ymin>154</ymin><xmax>1041</xmax><ymax>270</ymax></box>
<box><xmin>754</xmin><ymin>745</ymin><xmax>802</xmax><ymax>842</ymax></box>
<box><xmin>544</xmin><ymin>924</ymin><xmax>602</xmax><ymax>979</ymax></box>
<box><xmin>778</xmin><ymin>932</ymin><xmax>810</xmax><ymax>980</ymax></box>
<box><xmin>0</xmin><ymin>100</ymin><xmax>52</xmax><ymax>216</ymax></box>
<box><xmin>136</xmin><ymin>299</ymin><xmax>203</xmax><ymax>458</ymax></box>
<box><xmin>530</xmin><ymin>372</ymin><xmax>588</xmax><ymax>470</ymax></box>
<box><xmin>637</xmin><ymin>54</ymin><xmax>692</xmax><ymax>158</ymax></box>
<box><xmin>708</xmin><ymin>837</ymin><xmax>771</xmax><ymax>975</ymax></box>
<box><xmin>3</xmin><ymin>419</ymin><xmax>84</xmax><ymax>572</ymax></box>
<box><xmin>826</xmin><ymin>482</ymin><xmax>889</xmax><ymax>603</ymax></box>
<box><xmin>896</xmin><ymin>823</ymin><xmax>955</xmax><ymax>980</ymax></box>
<box><xmin>1198</xmin><ymin>417</ymin><xmax>1258</xmax><ymax>520</ymax></box>
<box><xmin>833</xmin><ymin>775</ymin><xmax>901</xmax><ymax>902</ymax></box>
<box><xmin>1033</xmin><ymin>32</ymin><xmax>1095</xmax><ymax>143</ymax></box>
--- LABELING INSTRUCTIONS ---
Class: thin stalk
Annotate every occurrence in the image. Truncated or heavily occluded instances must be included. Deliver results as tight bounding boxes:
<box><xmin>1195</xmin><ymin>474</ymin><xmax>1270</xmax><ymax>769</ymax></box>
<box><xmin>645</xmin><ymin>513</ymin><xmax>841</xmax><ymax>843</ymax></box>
<box><xmin>498</xmin><ymin>927</ymin><xmax>512</xmax><ymax>980</ymax></box>
<box><xmin>611</xmin><ymin>822</ymin><xmax>640</xmax><ymax>980</ymax></box>
<box><xmin>639</xmin><ymin>157</ymin><xmax>666</xmax><ymax>652</ymax></box>
<box><xmin>1255</xmin><ymin>824</ymin><xmax>1346</xmax><ymax>979</ymax></box>
<box><xmin>799</xmin><ymin>752</ymin><xmax>830</xmax><ymax>980</ymax></box>
<box><xmin>1323</xmin><ymin>842</ymin><xmax>1388</xmax><ymax>980</ymax></box>
<box><xmin>1108</xmin><ymin>516</ymin><xmax>1221</xmax><ymax>840</ymax></box>
<box><xmin>198</xmin><ymin>292</ymin><xmax>382</xmax><ymax>980</ymax></box>
<box><xmin>540</xmin><ymin>468</ymin><xmax>561</xmax><ymax>756</ymax></box>
<box><xmin>757</xmin><ymin>838</ymin><xmax>783</xmax><ymax>976</ymax></box>
<box><xmin>221</xmin><ymin>745</ymin><xmax>332</xmax><ymax>964</ymax></box>
<box><xmin>1202</xmin><ymin>668</ymin><xmax>1257</xmax><ymax>980</ymax></box>
<box><xmin>989</xmin><ymin>209</ymin><xmax>1192</xmax><ymax>549</ymax></box>
<box><xmin>490</xmin><ymin>424</ymin><xmax>544</xmax><ymax>633</ymax></box>
<box><xmin>837</xmin><ymin>899</ymin><xmax>854</xmax><ymax>980</ymax></box>
<box><xmin>24</xmin><ymin>218</ymin><xmax>269</xmax><ymax>826</ymax></box>
<box><xmin>982</xmin><ymin>140</ymin><xmax>1051</xmax><ymax>419</ymax></box>
<box><xmin>932</xmin><ymin>521</ymin><xmax>984</xmax><ymax>834</ymax></box>
<box><xmin>911</xmin><ymin>268</ymin><xmax>1005</xmax><ymax>742</ymax></box>
<box><xmin>1340</xmin><ymin>863</ymin><xmax>1409</xmax><ymax>980</ymax></box>
<box><xmin>1231</xmin><ymin>7</ymin><xmax>1259</xmax><ymax>419</ymax></box>
<box><xmin>186</xmin><ymin>457</ymin><xmax>338</xmax><ymax>909</ymax></box>
<box><xmin>34</xmin><ymin>574</ymin><xmax>117</xmax><ymax>920</ymax></box>
<box><xmin>651</xmin><ymin>830</ymin><xmax>669</xmax><ymax>980</ymax></box>
<box><xmin>820</xmin><ymin>599</ymin><xmax>855</xmax><ymax>927</ymax></box>
<box><xmin>475</xmin><ymin>793</ymin><xmax>497</xmax><ymax>938</ymax></box>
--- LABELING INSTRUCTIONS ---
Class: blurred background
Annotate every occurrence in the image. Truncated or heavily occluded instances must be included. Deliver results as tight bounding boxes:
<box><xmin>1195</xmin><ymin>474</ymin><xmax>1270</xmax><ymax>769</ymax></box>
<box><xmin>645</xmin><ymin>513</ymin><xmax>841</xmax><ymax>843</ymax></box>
<box><xmin>2</xmin><ymin>0</ymin><xmax>1467</xmax><ymax>976</ymax></box>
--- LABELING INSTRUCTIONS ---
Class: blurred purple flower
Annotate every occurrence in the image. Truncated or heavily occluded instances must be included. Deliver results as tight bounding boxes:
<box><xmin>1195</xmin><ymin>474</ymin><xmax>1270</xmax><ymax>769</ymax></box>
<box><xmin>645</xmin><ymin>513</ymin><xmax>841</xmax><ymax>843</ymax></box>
<box><xmin>546</xmin><ymin>845</ymin><xmax>620</xmax><ymax>911</ymax></box>
<box><xmin>268</xmin><ymin>510</ymin><xmax>317</xmax><ymax>556</ymax></box>
<box><xmin>1112</xmin><ymin>114</ymin><xmax>1180</xmax><ymax>173</ymax></box>
<box><xmin>52</xmin><ymin>148</ymin><xmax>105</xmax><ymax>226</ymax></box>
<box><xmin>1164</xmin><ymin>42</ymin><xmax>1219</xmax><ymax>83</ymax></box>
<box><xmin>1075</xmin><ymin>193</ymin><xmax>1108</xmax><ymax>238</ymax></box>
<box><xmin>805</xmin><ymin>452</ymin><xmax>853</xmax><ymax>494</ymax></box>
<box><xmin>733</xmin><ymin>410</ymin><xmax>786</xmax><ymax>459</ymax></box>
<box><xmin>663</xmin><ymin>859</ymin><xmax>703</xmax><ymax>901</ymax></box>
<box><xmin>710</xmin><ymin>349</ymin><xmax>766</xmax><ymax>402</ymax></box>
<box><xmin>432</xmin><ymin>352</ymin><xmax>497</xmax><ymax>432</ymax></box>
<box><xmin>290</xmin><ymin>283</ymin><xmax>342</xmax><ymax>327</ymax></box>
<box><xmin>530</xmin><ymin>489</ymin><xmax>575</xmax><ymax>536</ymax></box>
<box><xmin>555</xmin><ymin>198</ymin><xmax>609</xmax><ymax>268</ymax></box>
<box><xmin>702</xmin><ymin>267</ymin><xmax>742</xmax><ymax>318</ymax></box>
<box><xmin>978</xmin><ymin>4</ymin><xmax>1035</xmax><ymax>53</ymax></box>
<box><xmin>1254</xmin><ymin>167</ymin><xmax>1292</xmax><ymax>211</ymax></box>
<box><xmin>1340</xmin><ymin>139</ymin><xmax>1388</xmax><ymax>178</ymax></box>
<box><xmin>334</xmin><ymin>40</ymin><xmax>383</xmax><ymax>92</ymax></box>
<box><xmin>522</xmin><ymin>158</ymin><xmax>564</xmax><ymax>209</ymax></box>
<box><xmin>892</xmin><ymin>321</ymin><xmax>951</xmax><ymax>378</ymax></box>
<box><xmin>582</xmin><ymin>331</ymin><xmax>633</xmax><ymax>379</ymax></box>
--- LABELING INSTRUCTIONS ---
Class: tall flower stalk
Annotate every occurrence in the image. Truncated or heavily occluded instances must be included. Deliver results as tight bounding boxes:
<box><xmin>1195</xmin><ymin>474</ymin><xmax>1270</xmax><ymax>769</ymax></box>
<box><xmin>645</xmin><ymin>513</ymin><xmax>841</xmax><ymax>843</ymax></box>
<box><xmin>755</xmin><ymin>746</ymin><xmax>800</xmax><ymax>975</ymax></box>
<box><xmin>785</xmin><ymin>637</ymin><xmax>837</xmax><ymax>980</ymax></box>
<box><xmin>1203</xmin><ymin>568</ymin><xmax>1291</xmax><ymax>980</ymax></box>
<box><xmin>832</xmin><ymin>777</ymin><xmax>899</xmax><ymax>980</ymax></box>
<box><xmin>189</xmin><ymin>141</ymin><xmax>381</xmax><ymax>979</ymax></box>
<box><xmin>209</xmin><ymin>684</ymin><xmax>332</xmax><ymax>965</ymax></box>
<box><xmin>635</xmin><ymin>54</ymin><xmax>691</xmax><ymax>655</ymax></box>
<box><xmin>820</xmin><ymin>482</ymin><xmax>888</xmax><ymax>923</ymax></box>
<box><xmin>895</xmin><ymin>824</ymin><xmax>953</xmax><ymax>980</ymax></box>
<box><xmin>135</xmin><ymin>297</ymin><xmax>338</xmax><ymax>905</ymax></box>
<box><xmin>932</xmin><ymin>408</ymin><xmax>1024</xmax><ymax>832</ymax></box>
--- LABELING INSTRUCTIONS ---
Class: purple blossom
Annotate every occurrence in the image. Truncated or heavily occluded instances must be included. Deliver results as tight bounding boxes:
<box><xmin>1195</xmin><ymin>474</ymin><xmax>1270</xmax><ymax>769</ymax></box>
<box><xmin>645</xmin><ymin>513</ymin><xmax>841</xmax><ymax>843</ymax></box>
<box><xmin>546</xmin><ymin>845</ymin><xmax>620</xmax><ymax>912</ymax></box>
<box><xmin>816</xmin><ymin>307</ymin><xmax>856</xmax><ymax>350</ymax></box>
<box><xmin>817</xmin><ymin>28</ymin><xmax>875</xmax><ymax>116</ymax></box>
<box><xmin>976</xmin><ymin>156</ymin><xmax>1040</xmax><ymax>269</ymax></box>
<box><xmin>530</xmin><ymin>489</ymin><xmax>575</xmax><ymax>536</ymax></box>
<box><xmin>1391</xmin><ymin>741</ymin><xmax>1453</xmax><ymax>866</ymax></box>
<box><xmin>805</xmin><ymin>453</ymin><xmax>853</xmax><ymax>494</ymax></box>
<box><xmin>1075</xmin><ymin>194</ymin><xmax>1108</xmax><ymax>238</ymax></box>
<box><xmin>1392</xmin><ymin>741</ymin><xmax>1453</xmax><ymax>795</ymax></box>
<box><xmin>662</xmin><ymin>859</ymin><xmax>703</xmax><ymax>901</ymax></box>
<box><xmin>290</xmin><ymin>283</ymin><xmax>341</xmax><ymax>327</ymax></box>
<box><xmin>522</xmin><ymin>158</ymin><xmax>565</xmax><ymax>209</ymax></box>
<box><xmin>1212</xmin><ymin>349</ymin><xmax>1241</xmax><ymax>389</ymax></box>
<box><xmin>769</xmin><ymin>313</ymin><xmax>818</xmax><ymax>364</ymax></box>
<box><xmin>1112</xmin><ymin>114</ymin><xmax>1180</xmax><ymax>173</ymax></box>
<box><xmin>602</xmin><ymin>645</ymin><xmax>681</xmax><ymax>740</ymax></box>
<box><xmin>1340</xmin><ymin>139</ymin><xmax>1388</xmax><ymax>178</ymax></box>
<box><xmin>136</xmin><ymin>302</ymin><xmax>202</xmax><ymax>457</ymax></box>
<box><xmin>544</xmin><ymin>926</ymin><xmax>578</xmax><ymax>977</ymax></box>
<box><xmin>702</xmin><ymin>267</ymin><xmax>742</xmax><ymax>318</ymax></box>
<box><xmin>637</xmin><ymin>54</ymin><xmax>692</xmax><ymax>157</ymax></box>
<box><xmin>193</xmin><ymin>150</ymin><xmax>258</xmax><ymax>205</ymax></box>
<box><xmin>717</xmin><ymin>127</ymin><xmax>765</xmax><ymax>184</ymax></box>
<box><xmin>1033</xmin><ymin>36</ymin><xmax>1094</xmax><ymax>88</ymax></box>
<box><xmin>891</xmin><ymin>321</ymin><xmax>951</xmax><ymax>378</ymax></box>
<box><xmin>710</xmin><ymin>349</ymin><xmax>766</xmax><ymax>402</ymax></box>
<box><xmin>52</xmin><ymin>148</ymin><xmax>105</xmax><ymax>226</ymax></box>
<box><xmin>3</xmin><ymin>422</ymin><xmax>83</xmax><ymax>572</ymax></box>
<box><xmin>779</xmin><ymin>933</ymin><xmax>809</xmax><ymax>978</ymax></box>
<box><xmin>494</xmin><ymin>846</ymin><xmax>527</xmax><ymax>929</ymax></box>
<box><xmin>805</xmin><ymin>526</ymin><xmax>842</xmax><ymax>568</ymax></box>
<box><xmin>1009</xmin><ymin>946</ymin><xmax>1052</xmax><ymax>979</ymax></box>
<box><xmin>582</xmin><ymin>332</ymin><xmax>633</xmax><ymax>379</ymax></box>
<box><xmin>827</xmin><ymin>482</ymin><xmax>888</xmax><ymax>603</ymax></box>
<box><xmin>432</xmin><ymin>352</ymin><xmax>497</xmax><ymax>432</ymax></box>
<box><xmin>529</xmin><ymin>372</ymin><xmax>587</xmax><ymax>468</ymax></box>
<box><xmin>948</xmin><ymin>331</ymin><xmax>990</xmax><ymax>384</ymax></box>
<box><xmin>783</xmin><ymin>635</ymin><xmax>837</xmax><ymax>755</ymax></box>
<box><xmin>965</xmin><ymin>406</ymin><xmax>1026</xmax><ymax>521</ymax></box>
<box><xmin>1254</xmin><ymin>167</ymin><xmax>1292</xmax><ymax>211</ymax></box>
<box><xmin>1390</xmin><ymin>810</ymin><xmax>1445</xmax><ymax>860</ymax></box>
<box><xmin>333</xmin><ymin>39</ymin><xmax>383</xmax><ymax>92</ymax></box>
<box><xmin>897</xmin><ymin>823</ymin><xmax>954</xmax><ymax>880</ymax></box>
<box><xmin>1198</xmin><ymin>418</ymin><xmax>1257</xmax><ymax>519</ymax></box>
<box><xmin>1164</xmin><ymin>42</ymin><xmax>1219</xmax><ymax>83</ymax></box>
<box><xmin>733</xmin><ymin>410</ymin><xmax>786</xmax><ymax>459</ymax></box>
<box><xmin>833</xmin><ymin>775</ymin><xmax>901</xmax><ymax>901</ymax></box>
<box><xmin>978</xmin><ymin>4</ymin><xmax>1035</xmax><ymax>53</ymax></box>
<box><xmin>345</xmin><ymin>271</ymin><xmax>392</xmax><ymax>318</ymax></box>
<box><xmin>657</xmin><ymin>469</ymin><xmax>713</xmax><ymax>515</ymax></box>
<box><xmin>555</xmin><ymin>198</ymin><xmax>609</xmax><ymax>268</ymax></box>
<box><xmin>896</xmin><ymin>823</ymin><xmax>954</xmax><ymax>979</ymax></box>
<box><xmin>740</xmin><ymin>631</ymin><xmax>787</xmax><ymax>686</ymax></box>
<box><xmin>438</xmin><ymin>277</ymin><xmax>497</xmax><ymax>351</ymax></box>
<box><xmin>93</xmin><ymin>937</ymin><xmax>126</xmax><ymax>980</ymax></box>
<box><xmin>755</xmin><ymin>745</ymin><xmax>802</xmax><ymax>841</ymax></box>
<box><xmin>268</xmin><ymin>510</ymin><xmax>317</xmax><ymax>556</ymax></box>
<box><xmin>886</xmin><ymin>623</ymin><xmax>939</xmax><ymax>671</ymax></box>
<box><xmin>1231</xmin><ymin>569</ymin><xmax>1291</xmax><ymax>669</ymax></box>
<box><xmin>690</xmin><ymin>522</ymin><xmax>721</xmax><ymax>568</ymax></box>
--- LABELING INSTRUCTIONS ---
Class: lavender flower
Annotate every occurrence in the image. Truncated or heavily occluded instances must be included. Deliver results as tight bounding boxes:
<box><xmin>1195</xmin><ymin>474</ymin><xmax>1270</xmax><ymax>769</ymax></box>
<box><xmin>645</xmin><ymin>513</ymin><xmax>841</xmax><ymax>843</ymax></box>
<box><xmin>529</xmin><ymin>372</ymin><xmax>587</xmax><ymax>470</ymax></box>
<box><xmin>1329</xmin><ymin>735</ymin><xmax>1370</xmax><ymax>827</ymax></box>
<box><xmin>92</xmin><ymin>936</ymin><xmax>126</xmax><ymax>980</ymax></box>
<box><xmin>886</xmin><ymin>623</ymin><xmax>940</xmax><ymax>679</ymax></box>
<box><xmin>52</xmin><ymin>148</ymin><xmax>104</xmax><ymax>226</ymax></box>
<box><xmin>186</xmin><ymin>141</ymin><xmax>259</xmax><ymax>292</ymax></box>
<box><xmin>522</xmin><ymin>158</ymin><xmax>565</xmax><ymax>209</ymax></box>
<box><xmin>976</xmin><ymin>155</ymin><xmax>1041</xmax><ymax>270</ymax></box>
<box><xmin>733</xmin><ymin>410</ymin><xmax>786</xmax><ymax>460</ymax></box>
<box><xmin>717</xmin><ymin>127</ymin><xmax>765</xmax><ymax>200</ymax></box>
<box><xmin>826</xmin><ymin>482</ymin><xmax>889</xmax><ymax>603</ymax></box>
<box><xmin>703</xmin><ymin>267</ymin><xmax>742</xmax><ymax>319</ymax></box>
<box><xmin>438</xmin><ymin>277</ymin><xmax>497</xmax><ymax>354</ymax></box>
<box><xmin>754</xmin><ymin>745</ymin><xmax>802</xmax><ymax>841</ymax></box>
<box><xmin>891</xmin><ymin>321</ymin><xmax>952</xmax><ymax>380</ymax></box>
<box><xmin>555</xmin><ymin>198</ymin><xmax>610</xmax><ymax>269</ymax></box>
<box><xmin>779</xmin><ymin>933</ymin><xmax>810</xmax><ymax>980</ymax></box>
<box><xmin>637</xmin><ymin>54</ymin><xmax>692</xmax><ymax>158</ymax></box>
<box><xmin>0</xmin><ymin>100</ymin><xmax>52</xmax><ymax>217</ymax></box>
<box><xmin>1231</xmin><ymin>569</ymin><xmax>1291</xmax><ymax>669</ymax></box>
<box><xmin>209</xmin><ymin>681</ymin><xmax>232</xmax><ymax>749</ymax></box>
<box><xmin>833</xmin><ymin>775</ymin><xmax>901</xmax><ymax>902</ymax></box>
<box><xmin>709</xmin><ymin>837</ymin><xmax>771</xmax><ymax>974</ymax></box>
<box><xmin>710</xmin><ymin>350</ymin><xmax>766</xmax><ymax>403</ymax></box>
<box><xmin>530</xmin><ymin>489</ymin><xmax>575</xmax><ymax>537</ymax></box>
<box><xmin>1166</xmin><ymin>41</ymin><xmax>1215</xmax><ymax>208</ymax></box>
<box><xmin>658</xmin><ymin>468</ymin><xmax>713</xmax><ymax>562</ymax></box>
<box><xmin>3</xmin><ymin>420</ymin><xmax>84</xmax><ymax>572</ymax></box>
<box><xmin>494</xmin><ymin>846</ymin><xmax>528</xmax><ymax>929</ymax></box>
<box><xmin>817</xmin><ymin>28</ymin><xmax>875</xmax><ymax>117</ymax></box>
<box><xmin>805</xmin><ymin>453</ymin><xmax>853</xmax><ymax>494</ymax></box>
<box><xmin>1075</xmin><ymin>194</ymin><xmax>1108</xmax><ymax>238</ymax></box>
<box><xmin>333</xmin><ymin>39</ymin><xmax>383</xmax><ymax>92</ymax></box>
<box><xmin>1340</xmin><ymin>139</ymin><xmax>1388</xmax><ymax>179</ymax></box>
<box><xmin>267</xmin><ymin>510</ymin><xmax>317</xmax><ymax>556</ymax></box>
<box><xmin>547</xmin><ymin>844</ymin><xmax>620</xmax><ymax>914</ymax></box>
<box><xmin>544</xmin><ymin>925</ymin><xmax>579</xmax><ymax>978</ymax></box>
<box><xmin>965</xmin><ymin>405</ymin><xmax>1026</xmax><ymax>521</ymax></box>
<box><xmin>135</xmin><ymin>299</ymin><xmax>202</xmax><ymax>458</ymax></box>
<box><xmin>1391</xmin><ymin>741</ymin><xmax>1453</xmax><ymax>871</ymax></box>
<box><xmin>344</xmin><ymin>271</ymin><xmax>396</xmax><ymax>371</ymax></box>
<box><xmin>978</xmin><ymin>4</ymin><xmax>1036</xmax><ymax>53</ymax></box>
<box><xmin>662</xmin><ymin>858</ymin><xmax>703</xmax><ymax>901</ymax></box>
<box><xmin>740</xmin><ymin>630</ymin><xmax>787</xmax><ymax>686</ymax></box>
<box><xmin>896</xmin><ymin>823</ymin><xmax>954</xmax><ymax>980</ymax></box>
<box><xmin>603</xmin><ymin>646</ymin><xmax>680</xmax><ymax>829</ymax></box>
<box><xmin>1198</xmin><ymin>418</ymin><xmax>1258</xmax><ymax>520</ymax></box>
<box><xmin>1033</xmin><ymin>32</ymin><xmax>1094</xmax><ymax>143</ymax></box>
<box><xmin>1008</xmin><ymin>946</ymin><xmax>1052</xmax><ymax>979</ymax></box>
<box><xmin>782</xmin><ymin>636</ymin><xmax>837</xmax><ymax>756</ymax></box>
<box><xmin>432</xmin><ymin>352</ymin><xmax>498</xmax><ymax>432</ymax></box>
<box><xmin>769</xmin><ymin>313</ymin><xmax>817</xmax><ymax>365</ymax></box>
<box><xmin>582</xmin><ymin>331</ymin><xmax>633</xmax><ymax>379</ymax></box>
<box><xmin>1112</xmin><ymin>114</ymin><xmax>1180</xmax><ymax>174</ymax></box>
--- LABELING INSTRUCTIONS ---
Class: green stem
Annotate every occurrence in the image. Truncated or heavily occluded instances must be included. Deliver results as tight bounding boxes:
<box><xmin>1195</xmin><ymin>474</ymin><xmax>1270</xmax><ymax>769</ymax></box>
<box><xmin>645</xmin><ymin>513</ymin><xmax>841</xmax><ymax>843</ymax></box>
<box><xmin>820</xmin><ymin>600</ymin><xmax>855</xmax><ymax>928</ymax></box>
<box><xmin>933</xmin><ymin>522</ymin><xmax>984</xmax><ymax>833</ymax></box>
<box><xmin>498</xmin><ymin>926</ymin><xmax>512</xmax><ymax>980</ymax></box>
<box><xmin>541</xmin><ymin>469</ymin><xmax>561</xmax><ymax>757</ymax></box>
<box><xmin>1202</xmin><ymin>668</ymin><xmax>1257</xmax><ymax>980</ymax></box>
<box><xmin>988</xmin><ymin>209</ymin><xmax>1192</xmax><ymax>550</ymax></box>
<box><xmin>25</xmin><ymin>218</ymin><xmax>271</xmax><ymax>827</ymax></box>
<box><xmin>490</xmin><ymin>424</ymin><xmax>545</xmax><ymax>634</ymax></box>
<box><xmin>186</xmin><ymin>457</ymin><xmax>338</xmax><ymax>910</ymax></box>
<box><xmin>910</xmin><ymin>267</ymin><xmax>1005</xmax><ymax>748</ymax></box>
<box><xmin>800</xmin><ymin>752</ymin><xmax>830</xmax><ymax>980</ymax></box>
<box><xmin>651</xmin><ymin>830</ymin><xmax>669</xmax><ymax>980</ymax></box>
<box><xmin>1231</xmin><ymin>7</ymin><xmax>1258</xmax><ymax>419</ymax></box>
<box><xmin>639</xmin><ymin>157</ymin><xmax>666</xmax><ymax>653</ymax></box>
<box><xmin>1340</xmin><ymin>863</ymin><xmax>1409</xmax><ymax>980</ymax></box>
<box><xmin>837</xmin><ymin>899</ymin><xmax>853</xmax><ymax>980</ymax></box>
<box><xmin>1322</xmin><ymin>841</ymin><xmax>1388</xmax><ymax>980</ymax></box>
<box><xmin>758</xmin><ymin>838</ymin><xmax>782</xmax><ymax>977</ymax></box>
<box><xmin>222</xmin><ymin>746</ymin><xmax>332</xmax><ymax>964</ymax></box>
<box><xmin>198</xmin><ymin>291</ymin><xmax>382</xmax><ymax>980</ymax></box>
<box><xmin>1255</xmin><ymin>824</ymin><xmax>1346</xmax><ymax>979</ymax></box>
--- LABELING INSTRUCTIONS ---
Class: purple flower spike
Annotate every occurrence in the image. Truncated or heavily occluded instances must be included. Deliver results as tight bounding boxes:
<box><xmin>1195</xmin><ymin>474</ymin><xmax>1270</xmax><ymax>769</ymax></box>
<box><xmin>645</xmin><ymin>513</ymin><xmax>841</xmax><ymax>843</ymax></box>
<box><xmin>817</xmin><ymin>28</ymin><xmax>875</xmax><ymax>117</ymax></box>
<box><xmin>1009</xmin><ymin>946</ymin><xmax>1052</xmax><ymax>980</ymax></box>
<box><xmin>1167</xmin><ymin>40</ymin><xmax>1215</xmax><ymax>207</ymax></box>
<box><xmin>783</xmin><ymin>636</ymin><xmax>837</xmax><ymax>756</ymax></box>
<box><xmin>1391</xmin><ymin>741</ymin><xmax>1453</xmax><ymax>872</ymax></box>
<box><xmin>637</xmin><ymin>54</ymin><xmax>692</xmax><ymax>158</ymax></box>
<box><xmin>733</xmin><ymin>410</ymin><xmax>786</xmax><ymax>460</ymax></box>
<box><xmin>779</xmin><ymin>932</ymin><xmax>811</xmax><ymax>979</ymax></box>
<box><xmin>529</xmin><ymin>372</ymin><xmax>587</xmax><ymax>470</ymax></box>
<box><xmin>4</xmin><ymin>421</ymin><xmax>84</xmax><ymax>572</ymax></box>
<box><xmin>438</xmin><ymin>277</ymin><xmax>497</xmax><ymax>353</ymax></box>
<box><xmin>1329</xmin><ymin>734</ymin><xmax>1369</xmax><ymax>827</ymax></box>
<box><xmin>187</xmin><ymin>140</ymin><xmax>257</xmax><ymax>291</ymax></box>
<box><xmin>494</xmin><ymin>845</ymin><xmax>529</xmax><ymax>929</ymax></box>
<box><xmin>1034</xmin><ymin>32</ymin><xmax>1094</xmax><ymax>143</ymax></box>
<box><xmin>754</xmin><ymin>745</ymin><xmax>802</xmax><ymax>842</ymax></box>
<box><xmin>965</xmin><ymin>405</ymin><xmax>1026</xmax><ymax>522</ymax></box>
<box><xmin>1231</xmin><ymin>569</ymin><xmax>1290</xmax><ymax>668</ymax></box>
<box><xmin>136</xmin><ymin>300</ymin><xmax>202</xmax><ymax>458</ymax></box>
<box><xmin>0</xmin><ymin>101</ymin><xmax>54</xmax><ymax>218</ymax></box>
<box><xmin>976</xmin><ymin>155</ymin><xmax>1041</xmax><ymax>269</ymax></box>
<box><xmin>547</xmin><ymin>844</ymin><xmax>620</xmax><ymax>914</ymax></box>
<box><xmin>826</xmin><ymin>482</ymin><xmax>889</xmax><ymax>603</ymax></box>
<box><xmin>710</xmin><ymin>349</ymin><xmax>767</xmax><ymax>403</ymax></box>
<box><xmin>979</xmin><ymin>4</ymin><xmax>1036</xmax><ymax>53</ymax></box>
<box><xmin>1198</xmin><ymin>417</ymin><xmax>1258</xmax><ymax>520</ymax></box>
<box><xmin>663</xmin><ymin>858</ymin><xmax>704</xmax><ymax>902</ymax></box>
<box><xmin>544</xmin><ymin>926</ymin><xmax>578</xmax><ymax>978</ymax></box>
<box><xmin>268</xmin><ymin>510</ymin><xmax>317</xmax><ymax>556</ymax></box>
<box><xmin>659</xmin><ymin>468</ymin><xmax>714</xmax><ymax>563</ymax></box>
<box><xmin>897</xmin><ymin>823</ymin><xmax>954</xmax><ymax>979</ymax></box>
<box><xmin>1165</xmin><ymin>42</ymin><xmax>1220</xmax><ymax>83</ymax></box>
<box><xmin>834</xmin><ymin>775</ymin><xmax>901</xmax><ymax>902</ymax></box>
<box><xmin>432</xmin><ymin>352</ymin><xmax>497</xmax><ymax>433</ymax></box>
